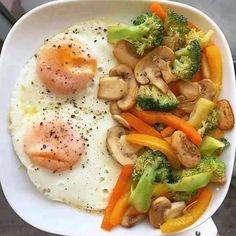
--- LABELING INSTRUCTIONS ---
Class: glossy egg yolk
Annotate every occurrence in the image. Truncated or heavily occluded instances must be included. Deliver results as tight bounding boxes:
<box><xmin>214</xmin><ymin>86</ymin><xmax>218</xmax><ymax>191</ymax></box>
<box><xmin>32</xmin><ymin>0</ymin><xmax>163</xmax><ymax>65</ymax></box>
<box><xmin>24</xmin><ymin>120</ymin><xmax>85</xmax><ymax>172</ymax></box>
<box><xmin>36</xmin><ymin>39</ymin><xmax>97</xmax><ymax>94</ymax></box>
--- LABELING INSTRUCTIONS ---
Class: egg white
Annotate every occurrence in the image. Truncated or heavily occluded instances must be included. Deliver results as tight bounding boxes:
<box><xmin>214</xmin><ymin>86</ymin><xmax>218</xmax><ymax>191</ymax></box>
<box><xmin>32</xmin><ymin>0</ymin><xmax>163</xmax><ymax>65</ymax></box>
<box><xmin>9</xmin><ymin>19</ymin><xmax>122</xmax><ymax>211</ymax></box>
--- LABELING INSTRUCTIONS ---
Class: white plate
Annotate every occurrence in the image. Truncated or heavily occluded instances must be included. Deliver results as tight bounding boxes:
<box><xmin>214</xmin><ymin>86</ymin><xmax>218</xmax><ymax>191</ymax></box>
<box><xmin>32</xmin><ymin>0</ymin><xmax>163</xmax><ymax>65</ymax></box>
<box><xmin>0</xmin><ymin>0</ymin><xmax>235</xmax><ymax>235</ymax></box>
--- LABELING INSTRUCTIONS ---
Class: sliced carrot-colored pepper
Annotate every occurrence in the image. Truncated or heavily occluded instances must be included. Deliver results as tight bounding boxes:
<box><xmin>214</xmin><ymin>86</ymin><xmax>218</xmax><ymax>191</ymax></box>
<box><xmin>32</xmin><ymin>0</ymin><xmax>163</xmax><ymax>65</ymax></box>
<box><xmin>161</xmin><ymin>126</ymin><xmax>175</xmax><ymax>138</ymax></box>
<box><xmin>126</xmin><ymin>133</ymin><xmax>180</xmax><ymax>169</ymax></box>
<box><xmin>209</xmin><ymin>128</ymin><xmax>224</xmax><ymax>140</ymax></box>
<box><xmin>121</xmin><ymin>112</ymin><xmax>161</xmax><ymax>138</ymax></box>
<box><xmin>192</xmin><ymin>69</ymin><xmax>203</xmax><ymax>82</ymax></box>
<box><xmin>101</xmin><ymin>165</ymin><xmax>133</xmax><ymax>231</ymax></box>
<box><xmin>205</xmin><ymin>45</ymin><xmax>222</xmax><ymax>98</ymax></box>
<box><xmin>160</xmin><ymin>187</ymin><xmax>212</xmax><ymax>233</ymax></box>
<box><xmin>150</xmin><ymin>3</ymin><xmax>166</xmax><ymax>21</ymax></box>
<box><xmin>131</xmin><ymin>108</ymin><xmax>202</xmax><ymax>145</ymax></box>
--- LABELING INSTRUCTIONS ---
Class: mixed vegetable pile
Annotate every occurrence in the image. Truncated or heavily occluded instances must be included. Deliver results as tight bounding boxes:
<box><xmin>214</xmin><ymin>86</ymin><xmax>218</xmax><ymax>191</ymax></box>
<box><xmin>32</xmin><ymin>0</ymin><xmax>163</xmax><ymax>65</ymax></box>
<box><xmin>97</xmin><ymin>3</ymin><xmax>235</xmax><ymax>233</ymax></box>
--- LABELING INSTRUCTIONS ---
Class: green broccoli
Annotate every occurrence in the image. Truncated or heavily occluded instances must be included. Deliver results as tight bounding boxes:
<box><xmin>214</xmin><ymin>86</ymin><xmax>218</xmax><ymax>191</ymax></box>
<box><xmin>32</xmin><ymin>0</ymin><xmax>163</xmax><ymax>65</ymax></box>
<box><xmin>163</xmin><ymin>9</ymin><xmax>190</xmax><ymax>51</ymax></box>
<box><xmin>171</xmin><ymin>40</ymin><xmax>201</xmax><ymax>80</ymax></box>
<box><xmin>186</xmin><ymin>28</ymin><xmax>214</xmax><ymax>48</ymax></box>
<box><xmin>198</xmin><ymin>108</ymin><xmax>219</xmax><ymax>136</ymax></box>
<box><xmin>175</xmin><ymin>156</ymin><xmax>226</xmax><ymax>183</ymax></box>
<box><xmin>107</xmin><ymin>13</ymin><xmax>164</xmax><ymax>55</ymax></box>
<box><xmin>137</xmin><ymin>85</ymin><xmax>179</xmax><ymax>111</ymax></box>
<box><xmin>129</xmin><ymin>149</ymin><xmax>173</xmax><ymax>212</ymax></box>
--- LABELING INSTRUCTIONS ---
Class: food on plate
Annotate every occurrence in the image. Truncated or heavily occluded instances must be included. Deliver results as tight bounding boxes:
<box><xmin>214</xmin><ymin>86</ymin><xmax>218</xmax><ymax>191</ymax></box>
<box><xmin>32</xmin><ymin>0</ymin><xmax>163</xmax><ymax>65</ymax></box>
<box><xmin>8</xmin><ymin>2</ymin><xmax>234</xmax><ymax>234</ymax></box>
<box><xmin>96</xmin><ymin>2</ymin><xmax>234</xmax><ymax>233</ymax></box>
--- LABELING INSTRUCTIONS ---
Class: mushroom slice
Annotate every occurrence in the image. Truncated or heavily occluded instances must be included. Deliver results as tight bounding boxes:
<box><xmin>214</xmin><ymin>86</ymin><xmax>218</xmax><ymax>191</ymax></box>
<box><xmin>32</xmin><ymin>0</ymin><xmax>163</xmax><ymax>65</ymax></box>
<box><xmin>171</xmin><ymin>131</ymin><xmax>201</xmax><ymax>168</ymax></box>
<box><xmin>198</xmin><ymin>79</ymin><xmax>217</xmax><ymax>101</ymax></box>
<box><xmin>97</xmin><ymin>76</ymin><xmax>128</xmax><ymax>100</ymax></box>
<box><xmin>177</xmin><ymin>80</ymin><xmax>201</xmax><ymax>101</ymax></box>
<box><xmin>121</xmin><ymin>207</ymin><xmax>145</xmax><ymax>228</ymax></box>
<box><xmin>113</xmin><ymin>40</ymin><xmax>141</xmax><ymax>69</ymax></box>
<box><xmin>158</xmin><ymin>59</ymin><xmax>177</xmax><ymax>84</ymax></box>
<box><xmin>135</xmin><ymin>46</ymin><xmax>175</xmax><ymax>87</ymax></box>
<box><xmin>217</xmin><ymin>99</ymin><xmax>235</xmax><ymax>130</ymax></box>
<box><xmin>112</xmin><ymin>115</ymin><xmax>131</xmax><ymax>129</ymax></box>
<box><xmin>109</xmin><ymin>101</ymin><xmax>121</xmax><ymax>115</ymax></box>
<box><xmin>109</xmin><ymin>64</ymin><xmax>138</xmax><ymax>111</ymax></box>
<box><xmin>163</xmin><ymin>202</ymin><xmax>186</xmax><ymax>221</ymax></box>
<box><xmin>177</xmin><ymin>95</ymin><xmax>198</xmax><ymax>114</ymax></box>
<box><xmin>106</xmin><ymin>126</ymin><xmax>140</xmax><ymax>165</ymax></box>
<box><xmin>148</xmin><ymin>197</ymin><xmax>171</xmax><ymax>228</ymax></box>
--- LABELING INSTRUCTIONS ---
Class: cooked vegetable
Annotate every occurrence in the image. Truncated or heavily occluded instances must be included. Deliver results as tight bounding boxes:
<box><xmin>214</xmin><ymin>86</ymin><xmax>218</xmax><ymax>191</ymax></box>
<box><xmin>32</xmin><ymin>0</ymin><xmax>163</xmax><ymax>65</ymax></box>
<box><xmin>150</xmin><ymin>3</ymin><xmax>166</xmax><ymax>21</ymax></box>
<box><xmin>174</xmin><ymin>191</ymin><xmax>196</xmax><ymax>202</ymax></box>
<box><xmin>166</xmin><ymin>172</ymin><xmax>213</xmax><ymax>192</ymax></box>
<box><xmin>108</xmin><ymin>13</ymin><xmax>164</xmax><ymax>55</ymax></box>
<box><xmin>205</xmin><ymin>45</ymin><xmax>222</xmax><ymax>96</ymax></box>
<box><xmin>126</xmin><ymin>133</ymin><xmax>181</xmax><ymax>169</ymax></box>
<box><xmin>200</xmin><ymin>136</ymin><xmax>225</xmax><ymax>156</ymax></box>
<box><xmin>186</xmin><ymin>28</ymin><xmax>214</xmax><ymax>47</ymax></box>
<box><xmin>132</xmin><ymin>149</ymin><xmax>174</xmax><ymax>183</ymax></box>
<box><xmin>101</xmin><ymin>165</ymin><xmax>133</xmax><ymax>230</ymax></box>
<box><xmin>113</xmin><ymin>40</ymin><xmax>141</xmax><ymax>69</ymax></box>
<box><xmin>209</xmin><ymin>127</ymin><xmax>224</xmax><ymax>140</ymax></box>
<box><xmin>164</xmin><ymin>201</ymin><xmax>186</xmax><ymax>221</ymax></box>
<box><xmin>188</xmin><ymin>98</ymin><xmax>215</xmax><ymax>129</ymax></box>
<box><xmin>176</xmin><ymin>156</ymin><xmax>226</xmax><ymax>183</ymax></box>
<box><xmin>121</xmin><ymin>112</ymin><xmax>161</xmax><ymax>138</ymax></box>
<box><xmin>172</xmin><ymin>40</ymin><xmax>201</xmax><ymax>80</ymax></box>
<box><xmin>163</xmin><ymin>9</ymin><xmax>190</xmax><ymax>51</ymax></box>
<box><xmin>131</xmin><ymin>108</ymin><xmax>202</xmax><ymax>145</ymax></box>
<box><xmin>137</xmin><ymin>85</ymin><xmax>179</xmax><ymax>111</ymax></box>
<box><xmin>110</xmin><ymin>191</ymin><xmax>130</xmax><ymax>226</ymax></box>
<box><xmin>112</xmin><ymin>114</ymin><xmax>131</xmax><ymax>129</ymax></box>
<box><xmin>161</xmin><ymin>126</ymin><xmax>175</xmax><ymax>138</ymax></box>
<box><xmin>152</xmin><ymin>183</ymin><xmax>169</xmax><ymax>197</ymax></box>
<box><xmin>198</xmin><ymin>108</ymin><xmax>219</xmax><ymax>136</ymax></box>
<box><xmin>160</xmin><ymin>187</ymin><xmax>212</xmax><ymax>233</ymax></box>
<box><xmin>217</xmin><ymin>99</ymin><xmax>235</xmax><ymax>130</ymax></box>
<box><xmin>201</xmin><ymin>53</ymin><xmax>210</xmax><ymax>79</ymax></box>
<box><xmin>171</xmin><ymin>131</ymin><xmax>201</xmax><ymax>168</ymax></box>
<box><xmin>192</xmin><ymin>69</ymin><xmax>203</xmax><ymax>82</ymax></box>
<box><xmin>148</xmin><ymin>197</ymin><xmax>171</xmax><ymax>228</ymax></box>
<box><xmin>121</xmin><ymin>207</ymin><xmax>145</xmax><ymax>227</ymax></box>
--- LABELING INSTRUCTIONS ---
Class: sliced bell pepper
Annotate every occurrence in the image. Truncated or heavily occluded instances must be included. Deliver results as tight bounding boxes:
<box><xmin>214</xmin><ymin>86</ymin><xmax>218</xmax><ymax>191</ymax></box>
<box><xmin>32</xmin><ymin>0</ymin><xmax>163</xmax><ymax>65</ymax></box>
<box><xmin>150</xmin><ymin>3</ymin><xmax>166</xmax><ymax>21</ymax></box>
<box><xmin>161</xmin><ymin>126</ymin><xmax>175</xmax><ymax>138</ymax></box>
<box><xmin>205</xmin><ymin>45</ymin><xmax>222</xmax><ymax>98</ymax></box>
<box><xmin>160</xmin><ymin>187</ymin><xmax>212</xmax><ymax>233</ymax></box>
<box><xmin>152</xmin><ymin>183</ymin><xmax>169</xmax><ymax>197</ymax></box>
<box><xmin>132</xmin><ymin>108</ymin><xmax>202</xmax><ymax>145</ymax></box>
<box><xmin>121</xmin><ymin>112</ymin><xmax>161</xmax><ymax>138</ymax></box>
<box><xmin>101</xmin><ymin>165</ymin><xmax>133</xmax><ymax>231</ymax></box>
<box><xmin>126</xmin><ymin>133</ymin><xmax>180</xmax><ymax>169</ymax></box>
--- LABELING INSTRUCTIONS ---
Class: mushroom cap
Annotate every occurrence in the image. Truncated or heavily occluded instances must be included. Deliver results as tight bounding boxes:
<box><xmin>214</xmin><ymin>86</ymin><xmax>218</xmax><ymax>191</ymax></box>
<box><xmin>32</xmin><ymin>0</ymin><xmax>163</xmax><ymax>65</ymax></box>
<box><xmin>109</xmin><ymin>64</ymin><xmax>138</xmax><ymax>111</ymax></box>
<box><xmin>106</xmin><ymin>126</ymin><xmax>140</xmax><ymax>165</ymax></box>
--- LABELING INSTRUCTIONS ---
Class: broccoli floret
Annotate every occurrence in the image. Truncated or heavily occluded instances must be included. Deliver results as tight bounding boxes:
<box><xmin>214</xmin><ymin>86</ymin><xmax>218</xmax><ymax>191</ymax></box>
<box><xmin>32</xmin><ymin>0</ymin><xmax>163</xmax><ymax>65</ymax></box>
<box><xmin>132</xmin><ymin>149</ymin><xmax>174</xmax><ymax>183</ymax></box>
<box><xmin>198</xmin><ymin>108</ymin><xmax>219</xmax><ymax>136</ymax></box>
<box><xmin>186</xmin><ymin>28</ymin><xmax>214</xmax><ymax>48</ymax></box>
<box><xmin>137</xmin><ymin>85</ymin><xmax>179</xmax><ymax>111</ymax></box>
<box><xmin>175</xmin><ymin>156</ymin><xmax>226</xmax><ymax>183</ymax></box>
<box><xmin>171</xmin><ymin>40</ymin><xmax>201</xmax><ymax>80</ymax></box>
<box><xmin>130</xmin><ymin>149</ymin><xmax>173</xmax><ymax>212</ymax></box>
<box><xmin>163</xmin><ymin>9</ymin><xmax>190</xmax><ymax>51</ymax></box>
<box><xmin>107</xmin><ymin>13</ymin><xmax>164</xmax><ymax>55</ymax></box>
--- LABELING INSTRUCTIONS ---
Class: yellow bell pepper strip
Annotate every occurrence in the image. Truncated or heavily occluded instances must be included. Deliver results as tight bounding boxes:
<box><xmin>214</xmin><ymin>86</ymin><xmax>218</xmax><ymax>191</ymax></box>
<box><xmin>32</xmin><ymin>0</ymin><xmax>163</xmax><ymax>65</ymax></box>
<box><xmin>152</xmin><ymin>183</ymin><xmax>169</xmax><ymax>197</ymax></box>
<box><xmin>126</xmin><ymin>133</ymin><xmax>180</xmax><ymax>169</ymax></box>
<box><xmin>101</xmin><ymin>165</ymin><xmax>133</xmax><ymax>231</ymax></box>
<box><xmin>110</xmin><ymin>191</ymin><xmax>130</xmax><ymax>226</ymax></box>
<box><xmin>131</xmin><ymin>108</ymin><xmax>202</xmax><ymax>145</ymax></box>
<box><xmin>121</xmin><ymin>112</ymin><xmax>162</xmax><ymax>138</ymax></box>
<box><xmin>205</xmin><ymin>45</ymin><xmax>222</xmax><ymax>97</ymax></box>
<box><xmin>160</xmin><ymin>187</ymin><xmax>212</xmax><ymax>233</ymax></box>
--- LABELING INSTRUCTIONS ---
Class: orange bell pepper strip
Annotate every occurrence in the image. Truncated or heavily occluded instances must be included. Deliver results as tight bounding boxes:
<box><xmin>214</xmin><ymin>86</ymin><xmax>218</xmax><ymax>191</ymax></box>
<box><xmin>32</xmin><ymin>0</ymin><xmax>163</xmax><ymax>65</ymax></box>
<box><xmin>110</xmin><ymin>191</ymin><xmax>130</xmax><ymax>226</ymax></box>
<box><xmin>150</xmin><ymin>3</ymin><xmax>166</xmax><ymax>21</ymax></box>
<box><xmin>161</xmin><ymin>126</ymin><xmax>175</xmax><ymax>138</ymax></box>
<box><xmin>188</xmin><ymin>21</ymin><xmax>199</xmax><ymax>30</ymax></box>
<box><xmin>101</xmin><ymin>165</ymin><xmax>133</xmax><ymax>231</ymax></box>
<box><xmin>205</xmin><ymin>45</ymin><xmax>222</xmax><ymax>97</ymax></box>
<box><xmin>192</xmin><ymin>69</ymin><xmax>203</xmax><ymax>82</ymax></box>
<box><xmin>160</xmin><ymin>187</ymin><xmax>212</xmax><ymax>233</ymax></box>
<box><xmin>131</xmin><ymin>108</ymin><xmax>202</xmax><ymax>145</ymax></box>
<box><xmin>126</xmin><ymin>133</ymin><xmax>180</xmax><ymax>169</ymax></box>
<box><xmin>121</xmin><ymin>112</ymin><xmax>161</xmax><ymax>138</ymax></box>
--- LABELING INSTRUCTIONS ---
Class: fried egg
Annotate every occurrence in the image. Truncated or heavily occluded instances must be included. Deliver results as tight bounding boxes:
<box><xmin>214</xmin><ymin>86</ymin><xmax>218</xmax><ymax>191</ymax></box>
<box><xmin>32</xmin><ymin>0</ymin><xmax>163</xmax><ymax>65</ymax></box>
<box><xmin>9</xmin><ymin>19</ymin><xmax>122</xmax><ymax>211</ymax></box>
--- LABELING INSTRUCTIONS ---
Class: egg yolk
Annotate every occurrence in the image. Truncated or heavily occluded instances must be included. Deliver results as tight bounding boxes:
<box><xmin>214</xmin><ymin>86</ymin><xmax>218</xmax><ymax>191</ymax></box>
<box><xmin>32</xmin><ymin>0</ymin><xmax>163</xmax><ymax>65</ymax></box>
<box><xmin>36</xmin><ymin>39</ymin><xmax>97</xmax><ymax>94</ymax></box>
<box><xmin>24</xmin><ymin>120</ymin><xmax>85</xmax><ymax>172</ymax></box>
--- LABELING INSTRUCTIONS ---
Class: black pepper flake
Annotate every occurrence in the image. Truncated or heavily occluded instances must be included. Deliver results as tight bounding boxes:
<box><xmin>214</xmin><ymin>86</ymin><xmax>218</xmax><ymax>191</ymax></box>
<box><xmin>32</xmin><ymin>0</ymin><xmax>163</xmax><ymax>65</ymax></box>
<box><xmin>94</xmin><ymin>39</ymin><xmax>97</xmax><ymax>43</ymax></box>
<box><xmin>195</xmin><ymin>232</ymin><xmax>201</xmax><ymax>236</ymax></box>
<box><xmin>68</xmin><ymin>44</ymin><xmax>72</xmax><ymax>48</ymax></box>
<box><xmin>71</xmin><ymin>114</ymin><xmax>76</xmax><ymax>118</ymax></box>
